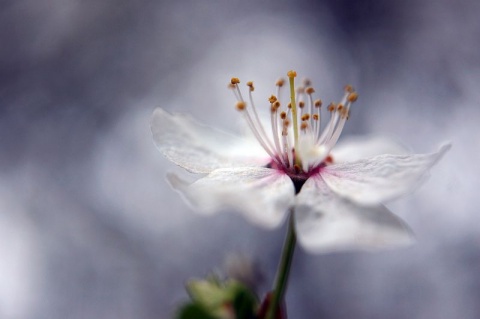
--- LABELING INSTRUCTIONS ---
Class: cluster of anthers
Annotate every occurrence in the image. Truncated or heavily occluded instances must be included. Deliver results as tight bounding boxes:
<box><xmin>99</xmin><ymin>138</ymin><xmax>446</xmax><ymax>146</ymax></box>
<box><xmin>229</xmin><ymin>70</ymin><xmax>358</xmax><ymax>182</ymax></box>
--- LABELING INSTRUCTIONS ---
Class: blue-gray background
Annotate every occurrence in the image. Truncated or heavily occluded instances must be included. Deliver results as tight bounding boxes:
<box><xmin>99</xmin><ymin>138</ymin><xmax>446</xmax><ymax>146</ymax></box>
<box><xmin>1</xmin><ymin>1</ymin><xmax>479</xmax><ymax>318</ymax></box>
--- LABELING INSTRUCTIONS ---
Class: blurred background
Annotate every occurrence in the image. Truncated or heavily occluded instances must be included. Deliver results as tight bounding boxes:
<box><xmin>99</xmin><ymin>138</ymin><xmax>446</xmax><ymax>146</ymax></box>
<box><xmin>1</xmin><ymin>0</ymin><xmax>479</xmax><ymax>318</ymax></box>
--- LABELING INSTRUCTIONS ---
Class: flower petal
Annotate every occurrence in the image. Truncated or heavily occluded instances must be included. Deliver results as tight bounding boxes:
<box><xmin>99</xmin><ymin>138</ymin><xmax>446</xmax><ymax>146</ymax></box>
<box><xmin>321</xmin><ymin>144</ymin><xmax>451</xmax><ymax>205</ymax></box>
<box><xmin>330</xmin><ymin>135</ymin><xmax>409</xmax><ymax>164</ymax></box>
<box><xmin>167</xmin><ymin>167</ymin><xmax>295</xmax><ymax>229</ymax></box>
<box><xmin>295</xmin><ymin>176</ymin><xmax>414</xmax><ymax>253</ymax></box>
<box><xmin>151</xmin><ymin>108</ymin><xmax>269</xmax><ymax>173</ymax></box>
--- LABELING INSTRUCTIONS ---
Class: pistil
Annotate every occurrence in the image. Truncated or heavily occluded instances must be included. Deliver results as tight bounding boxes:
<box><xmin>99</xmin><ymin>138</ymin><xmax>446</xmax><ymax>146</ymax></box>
<box><xmin>287</xmin><ymin>70</ymin><xmax>300</xmax><ymax>167</ymax></box>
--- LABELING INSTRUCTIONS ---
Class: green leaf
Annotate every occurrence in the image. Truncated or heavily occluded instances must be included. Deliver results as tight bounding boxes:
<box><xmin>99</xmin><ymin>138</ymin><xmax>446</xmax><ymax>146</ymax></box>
<box><xmin>187</xmin><ymin>279</ymin><xmax>229</xmax><ymax>309</ymax></box>
<box><xmin>176</xmin><ymin>303</ymin><xmax>217</xmax><ymax>319</ymax></box>
<box><xmin>232</xmin><ymin>287</ymin><xmax>258</xmax><ymax>319</ymax></box>
<box><xmin>184</xmin><ymin>278</ymin><xmax>259</xmax><ymax>319</ymax></box>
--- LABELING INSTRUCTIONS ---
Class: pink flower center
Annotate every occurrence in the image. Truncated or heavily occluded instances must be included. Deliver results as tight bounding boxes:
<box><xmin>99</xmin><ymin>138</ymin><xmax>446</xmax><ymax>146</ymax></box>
<box><xmin>230</xmin><ymin>71</ymin><xmax>358</xmax><ymax>185</ymax></box>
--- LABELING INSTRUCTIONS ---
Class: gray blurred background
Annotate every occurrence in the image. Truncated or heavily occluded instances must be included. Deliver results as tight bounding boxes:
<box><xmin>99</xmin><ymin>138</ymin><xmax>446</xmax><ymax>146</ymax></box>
<box><xmin>1</xmin><ymin>0</ymin><xmax>479</xmax><ymax>318</ymax></box>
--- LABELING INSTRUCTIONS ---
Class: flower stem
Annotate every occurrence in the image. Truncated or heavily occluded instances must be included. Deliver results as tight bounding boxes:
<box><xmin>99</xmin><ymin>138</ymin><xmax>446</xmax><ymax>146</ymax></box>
<box><xmin>266</xmin><ymin>209</ymin><xmax>297</xmax><ymax>319</ymax></box>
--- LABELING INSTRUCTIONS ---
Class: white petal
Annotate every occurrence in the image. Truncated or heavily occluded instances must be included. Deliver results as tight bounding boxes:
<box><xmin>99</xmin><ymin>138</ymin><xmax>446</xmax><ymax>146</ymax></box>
<box><xmin>167</xmin><ymin>167</ymin><xmax>295</xmax><ymax>229</ymax></box>
<box><xmin>331</xmin><ymin>135</ymin><xmax>409</xmax><ymax>163</ymax></box>
<box><xmin>321</xmin><ymin>144</ymin><xmax>451</xmax><ymax>205</ymax></box>
<box><xmin>295</xmin><ymin>176</ymin><xmax>414</xmax><ymax>253</ymax></box>
<box><xmin>151</xmin><ymin>108</ymin><xmax>269</xmax><ymax>173</ymax></box>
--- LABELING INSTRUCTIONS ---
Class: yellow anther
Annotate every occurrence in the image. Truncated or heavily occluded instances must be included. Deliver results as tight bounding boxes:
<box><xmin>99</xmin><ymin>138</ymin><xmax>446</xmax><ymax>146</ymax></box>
<box><xmin>299</xmin><ymin>101</ymin><xmax>305</xmax><ymax>108</ymax></box>
<box><xmin>236</xmin><ymin>101</ymin><xmax>246</xmax><ymax>111</ymax></box>
<box><xmin>287</xmin><ymin>70</ymin><xmax>297</xmax><ymax>78</ymax></box>
<box><xmin>314</xmin><ymin>99</ymin><xmax>322</xmax><ymax>107</ymax></box>
<box><xmin>276</xmin><ymin>78</ymin><xmax>285</xmax><ymax>87</ymax></box>
<box><xmin>246</xmin><ymin>81</ymin><xmax>255</xmax><ymax>91</ymax></box>
<box><xmin>268</xmin><ymin>95</ymin><xmax>278</xmax><ymax>104</ymax></box>
<box><xmin>301</xmin><ymin>114</ymin><xmax>310</xmax><ymax>121</ymax></box>
<box><xmin>300</xmin><ymin>122</ymin><xmax>308</xmax><ymax>130</ymax></box>
<box><xmin>337</xmin><ymin>104</ymin><xmax>344</xmax><ymax>111</ymax></box>
<box><xmin>287</xmin><ymin>102</ymin><xmax>292</xmax><ymax>109</ymax></box>
<box><xmin>312</xmin><ymin>114</ymin><xmax>319</xmax><ymax>120</ymax></box>
<box><xmin>344</xmin><ymin>84</ymin><xmax>354</xmax><ymax>93</ymax></box>
<box><xmin>347</xmin><ymin>92</ymin><xmax>358</xmax><ymax>102</ymax></box>
<box><xmin>273</xmin><ymin>101</ymin><xmax>281</xmax><ymax>109</ymax></box>
<box><xmin>280</xmin><ymin>111</ymin><xmax>287</xmax><ymax>120</ymax></box>
<box><xmin>328</xmin><ymin>103</ymin><xmax>335</xmax><ymax>112</ymax></box>
<box><xmin>305</xmin><ymin>87</ymin><xmax>315</xmax><ymax>94</ymax></box>
<box><xmin>231</xmin><ymin>77</ymin><xmax>240</xmax><ymax>85</ymax></box>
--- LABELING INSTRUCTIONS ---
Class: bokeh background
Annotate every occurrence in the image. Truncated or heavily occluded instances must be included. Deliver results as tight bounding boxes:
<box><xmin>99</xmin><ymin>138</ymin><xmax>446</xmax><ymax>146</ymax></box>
<box><xmin>1</xmin><ymin>0</ymin><xmax>479</xmax><ymax>318</ymax></box>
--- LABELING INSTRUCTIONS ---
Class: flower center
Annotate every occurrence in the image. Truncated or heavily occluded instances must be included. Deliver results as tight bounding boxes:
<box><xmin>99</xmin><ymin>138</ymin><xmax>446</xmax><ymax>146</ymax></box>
<box><xmin>229</xmin><ymin>70</ymin><xmax>358</xmax><ymax>177</ymax></box>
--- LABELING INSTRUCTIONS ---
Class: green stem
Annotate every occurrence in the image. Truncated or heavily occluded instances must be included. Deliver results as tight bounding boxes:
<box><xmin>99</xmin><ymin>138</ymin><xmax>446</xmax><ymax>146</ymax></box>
<box><xmin>266</xmin><ymin>209</ymin><xmax>297</xmax><ymax>319</ymax></box>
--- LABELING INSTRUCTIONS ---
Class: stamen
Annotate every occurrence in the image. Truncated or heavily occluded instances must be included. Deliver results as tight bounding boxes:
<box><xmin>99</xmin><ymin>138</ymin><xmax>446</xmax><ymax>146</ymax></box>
<box><xmin>231</xmin><ymin>77</ymin><xmax>280</xmax><ymax>164</ymax></box>
<box><xmin>347</xmin><ymin>92</ymin><xmax>358</xmax><ymax>102</ymax></box>
<box><xmin>229</xmin><ymin>73</ymin><xmax>357</xmax><ymax>176</ymax></box>
<box><xmin>313</xmin><ymin>99</ymin><xmax>322</xmax><ymax>138</ymax></box>
<box><xmin>298</xmin><ymin>100</ymin><xmax>305</xmax><ymax>119</ymax></box>
<box><xmin>233</xmin><ymin>82</ymin><xmax>246</xmax><ymax>102</ymax></box>
<box><xmin>305</xmin><ymin>87</ymin><xmax>315</xmax><ymax>116</ymax></box>
<box><xmin>236</xmin><ymin>101</ymin><xmax>246</xmax><ymax>111</ymax></box>
<box><xmin>276</xmin><ymin>78</ymin><xmax>285</xmax><ymax>101</ymax></box>
<box><xmin>319</xmin><ymin>88</ymin><xmax>352</xmax><ymax>144</ymax></box>
<box><xmin>325</xmin><ymin>155</ymin><xmax>334</xmax><ymax>164</ymax></box>
<box><xmin>229</xmin><ymin>82</ymin><xmax>240</xmax><ymax>100</ymax></box>
<box><xmin>270</xmin><ymin>102</ymin><xmax>284</xmax><ymax>165</ymax></box>
<box><xmin>246</xmin><ymin>82</ymin><xmax>275</xmax><ymax>152</ymax></box>
<box><xmin>318</xmin><ymin>103</ymin><xmax>340</xmax><ymax>144</ymax></box>
<box><xmin>301</xmin><ymin>114</ymin><xmax>310</xmax><ymax>121</ymax></box>
<box><xmin>246</xmin><ymin>81</ymin><xmax>255</xmax><ymax>92</ymax></box>
<box><xmin>242</xmin><ymin>109</ymin><xmax>279</xmax><ymax>163</ymax></box>
<box><xmin>325</xmin><ymin>88</ymin><xmax>358</xmax><ymax>150</ymax></box>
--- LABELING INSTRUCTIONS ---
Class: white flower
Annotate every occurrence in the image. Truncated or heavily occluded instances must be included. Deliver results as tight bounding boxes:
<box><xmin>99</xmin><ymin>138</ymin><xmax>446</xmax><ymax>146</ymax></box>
<box><xmin>151</xmin><ymin>71</ymin><xmax>450</xmax><ymax>253</ymax></box>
